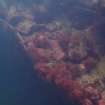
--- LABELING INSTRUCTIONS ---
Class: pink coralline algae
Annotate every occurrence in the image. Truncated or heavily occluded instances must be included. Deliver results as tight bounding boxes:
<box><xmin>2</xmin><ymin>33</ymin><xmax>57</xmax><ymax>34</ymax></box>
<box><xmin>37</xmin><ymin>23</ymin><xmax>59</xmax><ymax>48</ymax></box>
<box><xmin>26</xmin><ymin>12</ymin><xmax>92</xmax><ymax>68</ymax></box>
<box><xmin>20</xmin><ymin>30</ymin><xmax>105</xmax><ymax>105</ymax></box>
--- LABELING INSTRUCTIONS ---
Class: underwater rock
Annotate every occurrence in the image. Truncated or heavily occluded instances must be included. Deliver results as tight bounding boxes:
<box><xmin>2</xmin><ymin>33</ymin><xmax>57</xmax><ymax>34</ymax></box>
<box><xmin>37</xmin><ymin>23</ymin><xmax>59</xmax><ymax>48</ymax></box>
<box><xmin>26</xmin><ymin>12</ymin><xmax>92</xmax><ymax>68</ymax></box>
<box><xmin>1</xmin><ymin>1</ymin><xmax>105</xmax><ymax>105</ymax></box>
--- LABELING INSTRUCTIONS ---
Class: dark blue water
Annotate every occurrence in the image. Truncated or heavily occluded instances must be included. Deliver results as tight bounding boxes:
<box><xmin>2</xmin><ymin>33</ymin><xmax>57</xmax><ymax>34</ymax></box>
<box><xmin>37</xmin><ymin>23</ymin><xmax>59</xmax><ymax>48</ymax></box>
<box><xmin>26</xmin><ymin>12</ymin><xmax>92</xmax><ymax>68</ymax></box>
<box><xmin>0</xmin><ymin>25</ymin><xmax>78</xmax><ymax>105</ymax></box>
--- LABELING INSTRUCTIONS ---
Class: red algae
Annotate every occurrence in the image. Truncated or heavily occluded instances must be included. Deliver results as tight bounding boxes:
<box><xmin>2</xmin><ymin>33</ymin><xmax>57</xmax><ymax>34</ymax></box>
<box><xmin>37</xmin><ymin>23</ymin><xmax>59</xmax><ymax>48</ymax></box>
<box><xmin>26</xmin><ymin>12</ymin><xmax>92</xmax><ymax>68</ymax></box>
<box><xmin>21</xmin><ymin>31</ymin><xmax>103</xmax><ymax>105</ymax></box>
